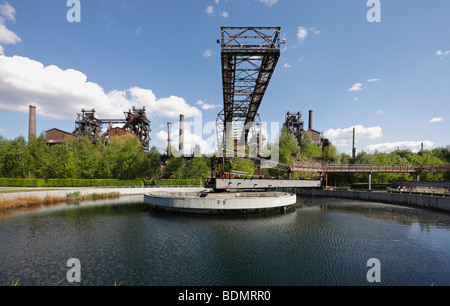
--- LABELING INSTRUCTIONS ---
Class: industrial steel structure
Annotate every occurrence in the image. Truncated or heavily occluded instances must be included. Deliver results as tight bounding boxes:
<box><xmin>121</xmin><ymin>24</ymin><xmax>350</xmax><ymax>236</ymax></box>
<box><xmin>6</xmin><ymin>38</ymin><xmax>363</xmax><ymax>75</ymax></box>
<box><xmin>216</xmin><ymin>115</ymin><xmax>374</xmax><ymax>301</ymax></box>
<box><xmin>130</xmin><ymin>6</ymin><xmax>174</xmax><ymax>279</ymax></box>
<box><xmin>284</xmin><ymin>112</ymin><xmax>305</xmax><ymax>145</ymax></box>
<box><xmin>217</xmin><ymin>27</ymin><xmax>283</xmax><ymax>150</ymax></box>
<box><xmin>73</xmin><ymin>107</ymin><xmax>151</xmax><ymax>151</ymax></box>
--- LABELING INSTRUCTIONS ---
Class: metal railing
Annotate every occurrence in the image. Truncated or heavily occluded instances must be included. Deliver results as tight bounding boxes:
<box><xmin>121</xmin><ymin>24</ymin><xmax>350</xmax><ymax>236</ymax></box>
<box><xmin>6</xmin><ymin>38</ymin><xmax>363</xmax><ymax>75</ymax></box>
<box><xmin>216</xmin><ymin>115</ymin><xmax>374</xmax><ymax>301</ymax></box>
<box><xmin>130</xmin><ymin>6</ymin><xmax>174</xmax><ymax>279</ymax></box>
<box><xmin>292</xmin><ymin>163</ymin><xmax>450</xmax><ymax>173</ymax></box>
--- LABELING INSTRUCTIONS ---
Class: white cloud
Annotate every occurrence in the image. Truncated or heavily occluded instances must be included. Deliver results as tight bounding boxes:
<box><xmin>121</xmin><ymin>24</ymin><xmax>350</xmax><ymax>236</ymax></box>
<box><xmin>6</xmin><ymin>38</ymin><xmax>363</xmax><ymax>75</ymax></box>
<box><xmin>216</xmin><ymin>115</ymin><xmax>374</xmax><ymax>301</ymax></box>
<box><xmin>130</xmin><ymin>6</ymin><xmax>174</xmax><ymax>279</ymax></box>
<box><xmin>436</xmin><ymin>50</ymin><xmax>450</xmax><ymax>58</ymax></box>
<box><xmin>348</xmin><ymin>83</ymin><xmax>363</xmax><ymax>91</ymax></box>
<box><xmin>220</xmin><ymin>11</ymin><xmax>229</xmax><ymax>18</ymax></box>
<box><xmin>377</xmin><ymin>109</ymin><xmax>383</xmax><ymax>114</ymax></box>
<box><xmin>324</xmin><ymin>125</ymin><xmax>383</xmax><ymax>147</ymax></box>
<box><xmin>296</xmin><ymin>26</ymin><xmax>308</xmax><ymax>44</ymax></box>
<box><xmin>367</xmin><ymin>78</ymin><xmax>380</xmax><ymax>83</ymax></box>
<box><xmin>205</xmin><ymin>6</ymin><xmax>214</xmax><ymax>15</ymax></box>
<box><xmin>0</xmin><ymin>55</ymin><xmax>201</xmax><ymax>120</ymax></box>
<box><xmin>135</xmin><ymin>26</ymin><xmax>142</xmax><ymax>37</ymax></box>
<box><xmin>0</xmin><ymin>22</ymin><xmax>21</xmax><ymax>44</ymax></box>
<box><xmin>366</xmin><ymin>141</ymin><xmax>434</xmax><ymax>153</ymax></box>
<box><xmin>296</xmin><ymin>26</ymin><xmax>320</xmax><ymax>44</ymax></box>
<box><xmin>196</xmin><ymin>99</ymin><xmax>220</xmax><ymax>110</ymax></box>
<box><xmin>428</xmin><ymin>117</ymin><xmax>443</xmax><ymax>123</ymax></box>
<box><xmin>259</xmin><ymin>0</ymin><xmax>278</xmax><ymax>6</ymax></box>
<box><xmin>156</xmin><ymin>127</ymin><xmax>216</xmax><ymax>156</ymax></box>
<box><xmin>0</xmin><ymin>1</ymin><xmax>20</xmax><ymax>51</ymax></box>
<box><xmin>202</xmin><ymin>49</ymin><xmax>215</xmax><ymax>58</ymax></box>
<box><xmin>283</xmin><ymin>63</ymin><xmax>291</xmax><ymax>68</ymax></box>
<box><xmin>0</xmin><ymin>1</ymin><xmax>15</xmax><ymax>21</ymax></box>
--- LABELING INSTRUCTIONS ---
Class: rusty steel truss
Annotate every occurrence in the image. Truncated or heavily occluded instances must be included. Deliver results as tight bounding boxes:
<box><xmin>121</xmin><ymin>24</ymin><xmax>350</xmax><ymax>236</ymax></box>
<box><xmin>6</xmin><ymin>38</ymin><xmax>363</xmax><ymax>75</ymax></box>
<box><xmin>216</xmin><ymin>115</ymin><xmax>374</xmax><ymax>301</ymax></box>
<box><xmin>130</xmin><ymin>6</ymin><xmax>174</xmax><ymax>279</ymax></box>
<box><xmin>73</xmin><ymin>107</ymin><xmax>151</xmax><ymax>152</ymax></box>
<box><xmin>217</xmin><ymin>27</ymin><xmax>283</xmax><ymax>150</ymax></box>
<box><xmin>284</xmin><ymin>112</ymin><xmax>305</xmax><ymax>145</ymax></box>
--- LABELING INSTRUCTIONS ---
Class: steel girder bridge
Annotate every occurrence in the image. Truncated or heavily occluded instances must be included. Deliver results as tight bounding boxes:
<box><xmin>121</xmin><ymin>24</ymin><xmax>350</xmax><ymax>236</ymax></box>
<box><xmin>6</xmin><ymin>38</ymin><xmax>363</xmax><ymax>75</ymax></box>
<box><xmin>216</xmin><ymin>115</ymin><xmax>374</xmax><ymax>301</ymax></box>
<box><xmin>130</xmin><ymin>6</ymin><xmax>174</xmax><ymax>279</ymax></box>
<box><xmin>216</xmin><ymin>27</ymin><xmax>283</xmax><ymax>152</ymax></box>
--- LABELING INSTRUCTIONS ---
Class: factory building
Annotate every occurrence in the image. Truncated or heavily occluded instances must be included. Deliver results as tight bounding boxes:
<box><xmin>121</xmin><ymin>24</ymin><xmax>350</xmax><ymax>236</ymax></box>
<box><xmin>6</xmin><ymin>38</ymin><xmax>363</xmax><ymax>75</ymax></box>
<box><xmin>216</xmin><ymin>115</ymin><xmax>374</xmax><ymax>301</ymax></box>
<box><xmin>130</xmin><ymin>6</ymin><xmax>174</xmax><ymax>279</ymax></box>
<box><xmin>284</xmin><ymin>110</ymin><xmax>323</xmax><ymax>145</ymax></box>
<box><xmin>45</xmin><ymin>128</ymin><xmax>76</xmax><ymax>145</ymax></box>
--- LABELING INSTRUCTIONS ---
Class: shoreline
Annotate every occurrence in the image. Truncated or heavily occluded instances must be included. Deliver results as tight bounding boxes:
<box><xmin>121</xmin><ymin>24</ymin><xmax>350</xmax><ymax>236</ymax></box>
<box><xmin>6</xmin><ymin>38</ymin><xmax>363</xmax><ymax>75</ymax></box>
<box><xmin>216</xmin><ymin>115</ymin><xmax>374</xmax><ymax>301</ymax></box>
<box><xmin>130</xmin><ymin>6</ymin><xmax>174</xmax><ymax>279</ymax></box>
<box><xmin>0</xmin><ymin>192</ymin><xmax>121</xmax><ymax>211</ymax></box>
<box><xmin>293</xmin><ymin>188</ymin><xmax>450</xmax><ymax>213</ymax></box>
<box><xmin>0</xmin><ymin>187</ymin><xmax>209</xmax><ymax>211</ymax></box>
<box><xmin>2</xmin><ymin>186</ymin><xmax>450</xmax><ymax>214</ymax></box>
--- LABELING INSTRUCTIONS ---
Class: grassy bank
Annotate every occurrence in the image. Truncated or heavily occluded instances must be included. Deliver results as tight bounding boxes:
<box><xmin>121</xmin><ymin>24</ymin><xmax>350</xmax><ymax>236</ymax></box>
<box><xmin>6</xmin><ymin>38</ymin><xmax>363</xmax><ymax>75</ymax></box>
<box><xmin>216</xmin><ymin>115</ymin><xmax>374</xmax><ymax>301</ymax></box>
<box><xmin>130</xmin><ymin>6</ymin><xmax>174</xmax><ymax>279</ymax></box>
<box><xmin>0</xmin><ymin>192</ymin><xmax>121</xmax><ymax>211</ymax></box>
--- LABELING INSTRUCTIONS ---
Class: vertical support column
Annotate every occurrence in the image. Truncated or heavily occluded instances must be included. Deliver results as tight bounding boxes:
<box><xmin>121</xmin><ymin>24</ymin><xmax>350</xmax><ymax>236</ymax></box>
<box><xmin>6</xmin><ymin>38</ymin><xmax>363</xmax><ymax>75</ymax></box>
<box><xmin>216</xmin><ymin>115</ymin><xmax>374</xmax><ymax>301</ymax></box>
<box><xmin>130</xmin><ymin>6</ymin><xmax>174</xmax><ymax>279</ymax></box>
<box><xmin>368</xmin><ymin>173</ymin><xmax>372</xmax><ymax>191</ymax></box>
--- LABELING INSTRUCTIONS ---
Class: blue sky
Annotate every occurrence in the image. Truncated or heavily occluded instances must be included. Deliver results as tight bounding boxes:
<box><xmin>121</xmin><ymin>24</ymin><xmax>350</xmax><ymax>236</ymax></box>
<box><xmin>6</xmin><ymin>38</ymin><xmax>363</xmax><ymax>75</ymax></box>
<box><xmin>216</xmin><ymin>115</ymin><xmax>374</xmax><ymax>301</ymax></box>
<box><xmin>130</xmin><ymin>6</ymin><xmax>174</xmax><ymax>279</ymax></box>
<box><xmin>0</xmin><ymin>0</ymin><xmax>449</xmax><ymax>155</ymax></box>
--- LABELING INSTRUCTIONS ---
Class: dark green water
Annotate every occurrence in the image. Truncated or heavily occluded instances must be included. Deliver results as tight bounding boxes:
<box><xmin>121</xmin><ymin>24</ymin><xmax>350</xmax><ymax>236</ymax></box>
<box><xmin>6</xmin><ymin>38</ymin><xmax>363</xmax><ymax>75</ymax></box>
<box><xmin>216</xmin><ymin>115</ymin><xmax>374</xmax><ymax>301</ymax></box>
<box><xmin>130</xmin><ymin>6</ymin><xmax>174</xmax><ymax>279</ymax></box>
<box><xmin>0</xmin><ymin>195</ymin><xmax>449</xmax><ymax>286</ymax></box>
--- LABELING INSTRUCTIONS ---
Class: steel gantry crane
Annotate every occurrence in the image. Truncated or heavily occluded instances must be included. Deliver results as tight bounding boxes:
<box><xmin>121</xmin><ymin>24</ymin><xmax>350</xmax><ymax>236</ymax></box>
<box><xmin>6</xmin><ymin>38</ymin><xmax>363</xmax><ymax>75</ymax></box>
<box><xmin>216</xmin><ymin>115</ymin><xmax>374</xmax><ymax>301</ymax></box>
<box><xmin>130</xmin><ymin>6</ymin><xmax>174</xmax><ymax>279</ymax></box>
<box><xmin>216</xmin><ymin>27</ymin><xmax>283</xmax><ymax>153</ymax></box>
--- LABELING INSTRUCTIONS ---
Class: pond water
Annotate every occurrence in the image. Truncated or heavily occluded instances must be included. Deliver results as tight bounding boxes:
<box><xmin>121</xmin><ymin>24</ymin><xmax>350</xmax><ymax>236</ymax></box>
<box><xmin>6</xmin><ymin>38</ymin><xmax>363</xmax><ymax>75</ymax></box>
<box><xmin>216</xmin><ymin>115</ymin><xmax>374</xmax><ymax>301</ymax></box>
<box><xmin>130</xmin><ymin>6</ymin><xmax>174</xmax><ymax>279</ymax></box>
<box><xmin>0</xmin><ymin>195</ymin><xmax>449</xmax><ymax>286</ymax></box>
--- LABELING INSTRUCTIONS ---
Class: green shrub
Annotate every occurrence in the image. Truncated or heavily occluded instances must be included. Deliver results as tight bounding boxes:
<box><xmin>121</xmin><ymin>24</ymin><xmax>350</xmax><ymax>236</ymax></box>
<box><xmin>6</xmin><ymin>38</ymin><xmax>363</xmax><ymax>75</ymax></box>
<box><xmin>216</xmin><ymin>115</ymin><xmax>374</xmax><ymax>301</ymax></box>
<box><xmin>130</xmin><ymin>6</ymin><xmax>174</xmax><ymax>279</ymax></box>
<box><xmin>0</xmin><ymin>178</ymin><xmax>144</xmax><ymax>188</ymax></box>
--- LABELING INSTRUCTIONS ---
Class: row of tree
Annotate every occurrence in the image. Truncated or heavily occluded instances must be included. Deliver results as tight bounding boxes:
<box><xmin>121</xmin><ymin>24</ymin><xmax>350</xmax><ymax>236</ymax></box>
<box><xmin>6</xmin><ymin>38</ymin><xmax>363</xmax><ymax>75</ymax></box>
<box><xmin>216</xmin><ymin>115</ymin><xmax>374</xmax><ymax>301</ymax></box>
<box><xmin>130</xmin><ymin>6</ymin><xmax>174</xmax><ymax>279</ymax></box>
<box><xmin>273</xmin><ymin>128</ymin><xmax>450</xmax><ymax>183</ymax></box>
<box><xmin>0</xmin><ymin>131</ymin><xmax>449</xmax><ymax>183</ymax></box>
<box><xmin>0</xmin><ymin>134</ymin><xmax>161</xmax><ymax>180</ymax></box>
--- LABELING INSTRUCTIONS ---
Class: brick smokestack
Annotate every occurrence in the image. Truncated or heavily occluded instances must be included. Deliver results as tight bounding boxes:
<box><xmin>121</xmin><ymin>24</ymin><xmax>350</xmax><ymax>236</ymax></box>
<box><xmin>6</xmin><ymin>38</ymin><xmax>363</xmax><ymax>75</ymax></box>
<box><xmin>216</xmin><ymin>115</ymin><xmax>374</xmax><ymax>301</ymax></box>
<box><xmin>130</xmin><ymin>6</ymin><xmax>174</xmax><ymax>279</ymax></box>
<box><xmin>308</xmin><ymin>110</ymin><xmax>313</xmax><ymax>131</ymax></box>
<box><xmin>179</xmin><ymin>114</ymin><xmax>184</xmax><ymax>154</ymax></box>
<box><xmin>29</xmin><ymin>105</ymin><xmax>37</xmax><ymax>139</ymax></box>
<box><xmin>167</xmin><ymin>122</ymin><xmax>172</xmax><ymax>156</ymax></box>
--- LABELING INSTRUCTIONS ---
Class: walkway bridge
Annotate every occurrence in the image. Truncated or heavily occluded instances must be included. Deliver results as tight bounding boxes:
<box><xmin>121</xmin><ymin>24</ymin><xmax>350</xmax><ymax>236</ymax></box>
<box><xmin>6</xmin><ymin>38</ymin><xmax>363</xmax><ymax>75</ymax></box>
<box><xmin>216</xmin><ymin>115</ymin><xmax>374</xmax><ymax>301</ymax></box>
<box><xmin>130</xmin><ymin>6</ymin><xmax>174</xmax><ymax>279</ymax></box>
<box><xmin>292</xmin><ymin>163</ymin><xmax>450</xmax><ymax>174</ymax></box>
<box><xmin>292</xmin><ymin>163</ymin><xmax>450</xmax><ymax>190</ymax></box>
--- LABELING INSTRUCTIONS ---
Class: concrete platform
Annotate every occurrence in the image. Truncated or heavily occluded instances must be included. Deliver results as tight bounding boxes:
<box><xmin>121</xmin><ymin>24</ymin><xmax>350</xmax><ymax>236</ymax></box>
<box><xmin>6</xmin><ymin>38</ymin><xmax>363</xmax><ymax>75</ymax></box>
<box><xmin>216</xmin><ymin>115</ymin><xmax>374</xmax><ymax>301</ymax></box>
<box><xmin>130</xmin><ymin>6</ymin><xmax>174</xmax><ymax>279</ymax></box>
<box><xmin>205</xmin><ymin>178</ymin><xmax>321</xmax><ymax>190</ymax></box>
<box><xmin>144</xmin><ymin>191</ymin><xmax>297</xmax><ymax>214</ymax></box>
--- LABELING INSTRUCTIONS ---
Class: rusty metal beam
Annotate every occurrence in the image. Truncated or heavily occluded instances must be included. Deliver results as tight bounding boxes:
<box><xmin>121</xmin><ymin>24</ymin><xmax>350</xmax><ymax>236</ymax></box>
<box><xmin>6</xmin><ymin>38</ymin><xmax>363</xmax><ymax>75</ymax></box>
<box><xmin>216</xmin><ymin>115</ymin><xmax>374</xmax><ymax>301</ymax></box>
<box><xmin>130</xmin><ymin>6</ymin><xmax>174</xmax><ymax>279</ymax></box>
<box><xmin>218</xmin><ymin>27</ymin><xmax>282</xmax><ymax>148</ymax></box>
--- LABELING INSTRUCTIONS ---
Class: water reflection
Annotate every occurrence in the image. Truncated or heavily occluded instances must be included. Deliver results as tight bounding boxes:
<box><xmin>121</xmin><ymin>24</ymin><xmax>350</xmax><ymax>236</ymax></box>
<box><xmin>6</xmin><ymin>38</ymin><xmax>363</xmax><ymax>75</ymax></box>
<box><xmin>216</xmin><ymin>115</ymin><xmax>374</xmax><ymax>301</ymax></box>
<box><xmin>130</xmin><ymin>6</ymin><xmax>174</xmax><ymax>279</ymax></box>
<box><xmin>0</xmin><ymin>195</ymin><xmax>449</xmax><ymax>286</ymax></box>
<box><xmin>297</xmin><ymin>196</ymin><xmax>450</xmax><ymax>230</ymax></box>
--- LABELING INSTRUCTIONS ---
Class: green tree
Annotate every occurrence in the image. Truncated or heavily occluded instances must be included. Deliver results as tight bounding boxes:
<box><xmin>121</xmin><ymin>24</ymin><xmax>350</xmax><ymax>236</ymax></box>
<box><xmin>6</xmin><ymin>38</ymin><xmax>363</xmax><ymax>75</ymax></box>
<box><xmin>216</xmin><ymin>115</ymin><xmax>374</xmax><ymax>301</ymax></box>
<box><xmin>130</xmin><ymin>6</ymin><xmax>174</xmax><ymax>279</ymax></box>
<box><xmin>185</xmin><ymin>145</ymin><xmax>209</xmax><ymax>179</ymax></box>
<box><xmin>62</xmin><ymin>151</ymin><xmax>77</xmax><ymax>179</ymax></box>
<box><xmin>279</xmin><ymin>128</ymin><xmax>300</xmax><ymax>165</ymax></box>
<box><xmin>165</xmin><ymin>157</ymin><xmax>186</xmax><ymax>179</ymax></box>
<box><xmin>46</xmin><ymin>142</ymin><xmax>74</xmax><ymax>179</ymax></box>
<box><xmin>230</xmin><ymin>157</ymin><xmax>257</xmax><ymax>178</ymax></box>
<box><xmin>299</xmin><ymin>133</ymin><xmax>321</xmax><ymax>160</ymax></box>
<box><xmin>0</xmin><ymin>137</ymin><xmax>30</xmax><ymax>178</ymax></box>
<box><xmin>74</xmin><ymin>137</ymin><xmax>101</xmax><ymax>179</ymax></box>
<box><xmin>95</xmin><ymin>138</ymin><xmax>113</xmax><ymax>178</ymax></box>
<box><xmin>26</xmin><ymin>133</ymin><xmax>49</xmax><ymax>178</ymax></box>
<box><xmin>108</xmin><ymin>135</ymin><xmax>146</xmax><ymax>179</ymax></box>
<box><xmin>145</xmin><ymin>147</ymin><xmax>163</xmax><ymax>179</ymax></box>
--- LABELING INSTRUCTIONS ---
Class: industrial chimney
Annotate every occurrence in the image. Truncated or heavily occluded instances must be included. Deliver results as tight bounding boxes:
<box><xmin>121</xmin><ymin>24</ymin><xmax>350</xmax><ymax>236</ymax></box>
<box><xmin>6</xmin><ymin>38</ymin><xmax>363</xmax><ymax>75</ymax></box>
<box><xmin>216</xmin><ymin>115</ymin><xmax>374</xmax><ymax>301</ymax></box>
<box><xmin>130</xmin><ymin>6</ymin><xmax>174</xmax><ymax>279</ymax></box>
<box><xmin>167</xmin><ymin>122</ymin><xmax>172</xmax><ymax>156</ymax></box>
<box><xmin>29</xmin><ymin>105</ymin><xmax>37</xmax><ymax>139</ymax></box>
<box><xmin>308</xmin><ymin>110</ymin><xmax>313</xmax><ymax>131</ymax></box>
<box><xmin>352</xmin><ymin>127</ymin><xmax>356</xmax><ymax>159</ymax></box>
<box><xmin>179</xmin><ymin>115</ymin><xmax>184</xmax><ymax>154</ymax></box>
